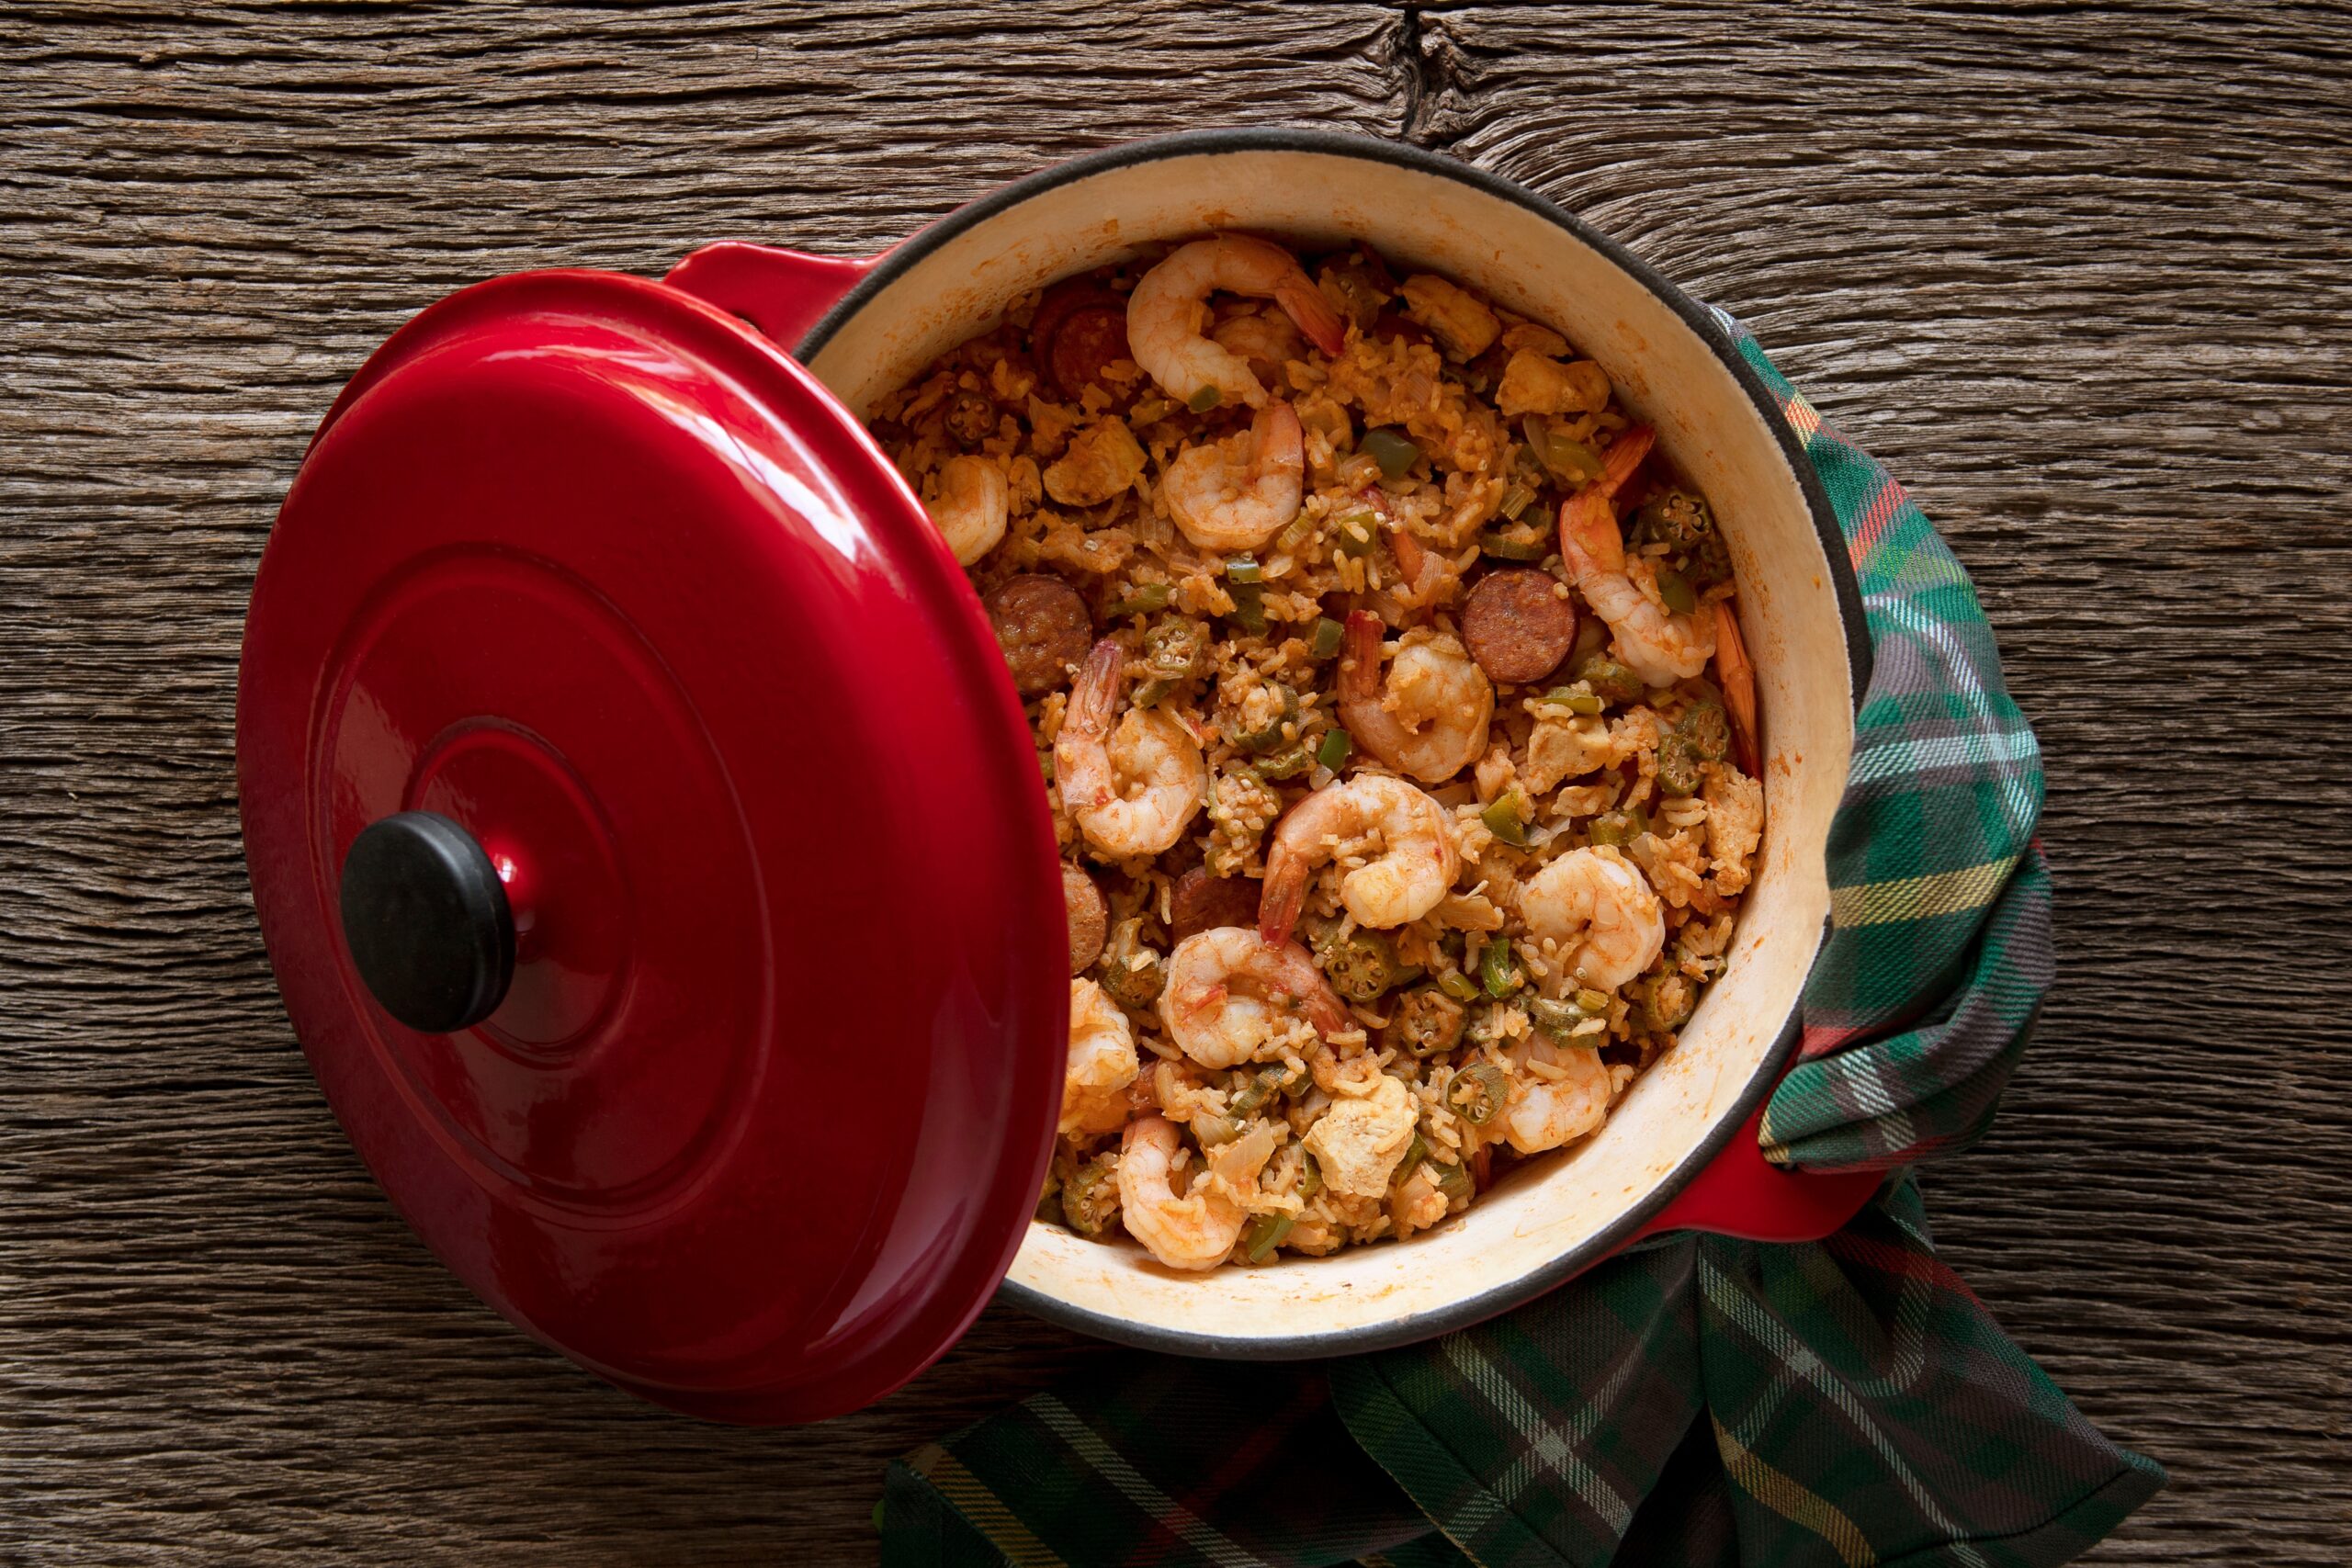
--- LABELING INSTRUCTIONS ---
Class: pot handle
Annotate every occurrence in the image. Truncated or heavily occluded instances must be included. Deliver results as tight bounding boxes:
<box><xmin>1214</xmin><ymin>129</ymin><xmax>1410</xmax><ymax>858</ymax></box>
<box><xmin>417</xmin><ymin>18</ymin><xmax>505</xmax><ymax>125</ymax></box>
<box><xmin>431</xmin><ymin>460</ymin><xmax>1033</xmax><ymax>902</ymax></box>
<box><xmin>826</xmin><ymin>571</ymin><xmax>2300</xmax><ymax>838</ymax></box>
<box><xmin>1631</xmin><ymin>1109</ymin><xmax>1882</xmax><ymax>1245</ymax></box>
<box><xmin>663</xmin><ymin>242</ymin><xmax>877</xmax><ymax>353</ymax></box>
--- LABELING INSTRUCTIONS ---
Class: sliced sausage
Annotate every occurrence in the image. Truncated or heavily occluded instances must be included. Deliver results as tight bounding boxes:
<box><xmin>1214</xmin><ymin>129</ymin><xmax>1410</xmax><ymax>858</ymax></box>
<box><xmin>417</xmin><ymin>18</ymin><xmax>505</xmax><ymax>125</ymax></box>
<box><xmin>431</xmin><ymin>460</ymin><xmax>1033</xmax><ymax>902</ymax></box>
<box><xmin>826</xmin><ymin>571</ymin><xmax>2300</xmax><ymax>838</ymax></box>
<box><xmin>1033</xmin><ymin>280</ymin><xmax>1131</xmax><ymax>400</ymax></box>
<box><xmin>1032</xmin><ymin>277</ymin><xmax>1120</xmax><ymax>344</ymax></box>
<box><xmin>1169</xmin><ymin>865</ymin><xmax>1260</xmax><ymax>944</ymax></box>
<box><xmin>1063</xmin><ymin>863</ymin><xmax>1108</xmax><ymax>976</ymax></box>
<box><xmin>1462</xmin><ymin>568</ymin><xmax>1578</xmax><ymax>685</ymax></box>
<box><xmin>1048</xmin><ymin>306</ymin><xmax>1132</xmax><ymax>400</ymax></box>
<box><xmin>985</xmin><ymin>574</ymin><xmax>1092</xmax><ymax>698</ymax></box>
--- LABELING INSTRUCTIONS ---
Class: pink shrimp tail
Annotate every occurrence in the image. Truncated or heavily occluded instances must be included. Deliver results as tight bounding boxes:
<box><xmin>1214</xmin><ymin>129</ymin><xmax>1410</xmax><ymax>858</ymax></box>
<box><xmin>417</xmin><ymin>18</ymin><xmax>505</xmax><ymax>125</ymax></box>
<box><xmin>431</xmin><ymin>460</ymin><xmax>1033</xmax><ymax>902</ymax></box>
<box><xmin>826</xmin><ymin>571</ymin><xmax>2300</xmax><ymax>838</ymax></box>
<box><xmin>1296</xmin><ymin>976</ymin><xmax>1352</xmax><ymax>1037</ymax></box>
<box><xmin>1558</xmin><ymin>490</ymin><xmax>1619</xmax><ymax>575</ymax></box>
<box><xmin>1338</xmin><ymin>610</ymin><xmax>1385</xmax><ymax>704</ymax></box>
<box><xmin>1067</xmin><ymin>637</ymin><xmax>1123</xmax><ymax>735</ymax></box>
<box><xmin>1258</xmin><ymin>935</ymin><xmax>1350</xmax><ymax>1035</ymax></box>
<box><xmin>1258</xmin><ymin>853</ymin><xmax>1305</xmax><ymax>946</ymax></box>
<box><xmin>1277</xmin><ymin>276</ymin><xmax>1349</xmax><ymax>357</ymax></box>
<box><xmin>1598</xmin><ymin>424</ymin><xmax>1655</xmax><ymax>494</ymax></box>
<box><xmin>1556</xmin><ymin>428</ymin><xmax>1654</xmax><ymax>576</ymax></box>
<box><xmin>1254</xmin><ymin>401</ymin><xmax>1305</xmax><ymax>476</ymax></box>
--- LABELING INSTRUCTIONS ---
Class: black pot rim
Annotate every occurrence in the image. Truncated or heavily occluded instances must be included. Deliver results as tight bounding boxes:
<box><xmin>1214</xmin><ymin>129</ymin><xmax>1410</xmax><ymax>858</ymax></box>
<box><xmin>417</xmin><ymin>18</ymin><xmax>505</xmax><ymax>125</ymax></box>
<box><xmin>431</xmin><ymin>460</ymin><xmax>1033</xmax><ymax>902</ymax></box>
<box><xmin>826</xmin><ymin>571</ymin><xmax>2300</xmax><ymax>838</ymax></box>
<box><xmin>800</xmin><ymin>127</ymin><xmax>1871</xmax><ymax>1360</ymax></box>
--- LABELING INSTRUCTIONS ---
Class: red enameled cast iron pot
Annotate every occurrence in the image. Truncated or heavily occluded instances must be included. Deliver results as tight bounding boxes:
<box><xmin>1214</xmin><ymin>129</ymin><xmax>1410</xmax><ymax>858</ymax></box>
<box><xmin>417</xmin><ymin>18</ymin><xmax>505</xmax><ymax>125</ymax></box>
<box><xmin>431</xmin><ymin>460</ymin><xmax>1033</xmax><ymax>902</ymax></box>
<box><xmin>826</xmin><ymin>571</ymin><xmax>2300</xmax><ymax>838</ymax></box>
<box><xmin>238</xmin><ymin>130</ymin><xmax>1877</xmax><ymax>1425</ymax></box>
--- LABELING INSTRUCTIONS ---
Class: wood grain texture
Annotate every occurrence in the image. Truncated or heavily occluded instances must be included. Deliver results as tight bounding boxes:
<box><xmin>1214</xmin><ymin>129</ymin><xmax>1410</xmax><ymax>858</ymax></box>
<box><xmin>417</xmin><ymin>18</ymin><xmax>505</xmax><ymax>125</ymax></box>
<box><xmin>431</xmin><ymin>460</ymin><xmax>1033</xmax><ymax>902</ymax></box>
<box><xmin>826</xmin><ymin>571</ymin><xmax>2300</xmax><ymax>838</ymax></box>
<box><xmin>2</xmin><ymin>2</ymin><xmax>2346</xmax><ymax>1562</ymax></box>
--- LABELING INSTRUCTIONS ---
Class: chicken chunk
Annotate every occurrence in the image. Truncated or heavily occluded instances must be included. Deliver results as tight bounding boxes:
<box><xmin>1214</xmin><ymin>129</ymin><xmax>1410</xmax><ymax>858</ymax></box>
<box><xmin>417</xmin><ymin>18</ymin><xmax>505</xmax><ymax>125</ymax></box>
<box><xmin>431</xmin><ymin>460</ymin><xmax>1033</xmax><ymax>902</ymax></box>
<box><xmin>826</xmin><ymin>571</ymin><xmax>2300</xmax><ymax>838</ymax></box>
<box><xmin>1043</xmin><ymin>417</ymin><xmax>1148</xmax><ymax>507</ymax></box>
<box><xmin>1303</xmin><ymin>1074</ymin><xmax>1418</xmax><ymax>1200</ymax></box>
<box><xmin>1704</xmin><ymin>764</ymin><xmax>1765</xmax><ymax>895</ymax></box>
<box><xmin>1398</xmin><ymin>274</ymin><xmax>1500</xmax><ymax>361</ymax></box>
<box><xmin>1496</xmin><ymin>352</ymin><xmax>1611</xmax><ymax>420</ymax></box>
<box><xmin>1522</xmin><ymin>711</ymin><xmax>1616</xmax><ymax>795</ymax></box>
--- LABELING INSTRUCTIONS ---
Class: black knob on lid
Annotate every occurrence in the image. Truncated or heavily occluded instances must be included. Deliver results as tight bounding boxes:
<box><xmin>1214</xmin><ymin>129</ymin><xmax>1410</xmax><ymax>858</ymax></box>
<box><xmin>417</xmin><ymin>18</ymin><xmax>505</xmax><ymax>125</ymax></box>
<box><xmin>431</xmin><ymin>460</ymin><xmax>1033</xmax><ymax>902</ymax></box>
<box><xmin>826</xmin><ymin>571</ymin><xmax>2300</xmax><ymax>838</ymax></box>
<box><xmin>338</xmin><ymin>811</ymin><xmax>515</xmax><ymax>1033</ymax></box>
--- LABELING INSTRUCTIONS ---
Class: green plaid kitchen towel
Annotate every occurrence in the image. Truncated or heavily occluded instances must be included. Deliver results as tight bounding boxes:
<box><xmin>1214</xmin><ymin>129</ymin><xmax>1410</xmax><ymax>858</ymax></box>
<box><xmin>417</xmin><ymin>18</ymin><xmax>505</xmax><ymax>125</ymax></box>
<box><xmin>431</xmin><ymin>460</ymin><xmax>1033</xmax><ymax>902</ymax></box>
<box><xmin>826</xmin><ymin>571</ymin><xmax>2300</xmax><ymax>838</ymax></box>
<box><xmin>878</xmin><ymin>321</ymin><xmax>2163</xmax><ymax>1567</ymax></box>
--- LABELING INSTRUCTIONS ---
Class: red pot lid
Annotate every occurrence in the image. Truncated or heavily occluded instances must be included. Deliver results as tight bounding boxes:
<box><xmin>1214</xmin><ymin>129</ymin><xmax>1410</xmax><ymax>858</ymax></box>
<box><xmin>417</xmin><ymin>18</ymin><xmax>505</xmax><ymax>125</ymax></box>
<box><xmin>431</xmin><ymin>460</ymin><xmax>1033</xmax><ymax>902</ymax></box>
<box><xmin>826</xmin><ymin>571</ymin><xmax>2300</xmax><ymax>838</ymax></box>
<box><xmin>237</xmin><ymin>269</ymin><xmax>1067</xmax><ymax>1423</ymax></box>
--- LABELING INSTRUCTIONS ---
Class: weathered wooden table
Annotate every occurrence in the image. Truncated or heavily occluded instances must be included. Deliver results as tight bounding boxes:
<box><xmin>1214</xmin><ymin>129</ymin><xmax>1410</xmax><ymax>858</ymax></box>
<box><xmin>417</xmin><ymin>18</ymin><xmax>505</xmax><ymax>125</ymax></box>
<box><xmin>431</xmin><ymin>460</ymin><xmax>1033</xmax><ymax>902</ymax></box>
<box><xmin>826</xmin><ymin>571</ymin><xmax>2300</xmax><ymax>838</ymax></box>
<box><xmin>6</xmin><ymin>4</ymin><xmax>2347</xmax><ymax>1562</ymax></box>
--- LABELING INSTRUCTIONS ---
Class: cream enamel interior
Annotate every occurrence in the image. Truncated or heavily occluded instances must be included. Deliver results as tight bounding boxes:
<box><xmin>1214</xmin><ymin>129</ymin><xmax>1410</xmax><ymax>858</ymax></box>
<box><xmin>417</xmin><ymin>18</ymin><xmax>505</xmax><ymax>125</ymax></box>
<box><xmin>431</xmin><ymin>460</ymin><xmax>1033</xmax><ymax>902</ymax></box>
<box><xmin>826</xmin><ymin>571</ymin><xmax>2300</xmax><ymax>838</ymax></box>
<box><xmin>806</xmin><ymin>146</ymin><xmax>1855</xmax><ymax>1353</ymax></box>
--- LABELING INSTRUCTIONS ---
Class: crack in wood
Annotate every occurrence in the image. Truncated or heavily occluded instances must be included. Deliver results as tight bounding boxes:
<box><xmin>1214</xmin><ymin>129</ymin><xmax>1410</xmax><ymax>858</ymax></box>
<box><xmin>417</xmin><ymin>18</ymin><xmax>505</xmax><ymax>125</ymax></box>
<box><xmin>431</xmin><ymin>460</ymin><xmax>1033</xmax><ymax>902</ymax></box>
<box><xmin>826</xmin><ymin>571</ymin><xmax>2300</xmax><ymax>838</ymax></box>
<box><xmin>1396</xmin><ymin>2</ymin><xmax>1430</xmax><ymax>140</ymax></box>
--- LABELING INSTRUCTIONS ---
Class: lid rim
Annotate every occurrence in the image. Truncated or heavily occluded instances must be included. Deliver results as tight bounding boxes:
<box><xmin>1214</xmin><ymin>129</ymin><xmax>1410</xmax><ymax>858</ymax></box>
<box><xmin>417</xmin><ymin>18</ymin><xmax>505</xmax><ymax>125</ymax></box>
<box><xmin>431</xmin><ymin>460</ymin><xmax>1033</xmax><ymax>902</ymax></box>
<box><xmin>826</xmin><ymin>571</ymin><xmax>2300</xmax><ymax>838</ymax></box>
<box><xmin>240</xmin><ymin>266</ymin><xmax>1067</xmax><ymax>1424</ymax></box>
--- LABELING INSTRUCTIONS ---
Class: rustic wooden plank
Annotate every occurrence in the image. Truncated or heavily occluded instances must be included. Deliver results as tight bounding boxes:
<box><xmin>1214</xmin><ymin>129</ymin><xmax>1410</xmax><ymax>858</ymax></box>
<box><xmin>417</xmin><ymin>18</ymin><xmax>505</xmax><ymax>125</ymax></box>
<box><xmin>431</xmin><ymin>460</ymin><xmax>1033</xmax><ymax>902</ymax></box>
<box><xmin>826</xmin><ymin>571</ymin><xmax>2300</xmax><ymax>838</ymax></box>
<box><xmin>3</xmin><ymin>0</ymin><xmax>2347</xmax><ymax>1562</ymax></box>
<box><xmin>1416</xmin><ymin>5</ymin><xmax>2352</xmax><ymax>1562</ymax></box>
<box><xmin>0</xmin><ymin>5</ymin><xmax>1408</xmax><ymax>1564</ymax></box>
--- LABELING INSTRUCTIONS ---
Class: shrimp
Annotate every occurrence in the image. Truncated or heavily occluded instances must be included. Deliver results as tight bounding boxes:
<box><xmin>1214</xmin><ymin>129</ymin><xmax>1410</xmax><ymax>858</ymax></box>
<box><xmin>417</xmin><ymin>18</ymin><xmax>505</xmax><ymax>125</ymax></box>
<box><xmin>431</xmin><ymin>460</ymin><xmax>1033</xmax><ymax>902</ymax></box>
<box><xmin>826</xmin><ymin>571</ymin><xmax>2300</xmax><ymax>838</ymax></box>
<box><xmin>1061</xmin><ymin>977</ymin><xmax>1140</xmax><ymax>1139</ymax></box>
<box><xmin>1385</xmin><ymin>529</ymin><xmax>1454</xmax><ymax>617</ymax></box>
<box><xmin>1258</xmin><ymin>773</ymin><xmax>1459</xmax><ymax>945</ymax></box>
<box><xmin>1519</xmin><ymin>845</ymin><xmax>1666</xmax><ymax>992</ymax></box>
<box><xmin>1336</xmin><ymin>611</ymin><xmax>1494</xmax><ymax>784</ymax></box>
<box><xmin>1160</xmin><ymin>926</ymin><xmax>1351</xmax><ymax>1069</ymax></box>
<box><xmin>1055</xmin><ymin>639</ymin><xmax>1206</xmax><ymax>859</ymax></box>
<box><xmin>1360</xmin><ymin>487</ymin><xmax>1451</xmax><ymax>625</ymax></box>
<box><xmin>1161</xmin><ymin>400</ymin><xmax>1305</xmax><ymax>552</ymax></box>
<box><xmin>1125</xmin><ymin>235</ymin><xmax>1348</xmax><ymax>410</ymax></box>
<box><xmin>922</xmin><ymin>454</ymin><xmax>1009</xmax><ymax>566</ymax></box>
<box><xmin>1558</xmin><ymin>426</ymin><xmax>1718</xmax><ymax>685</ymax></box>
<box><xmin>1116</xmin><ymin>1115</ymin><xmax>1246</xmax><ymax>1271</ymax></box>
<box><xmin>1208</xmin><ymin>307</ymin><xmax>1305</xmax><ymax>390</ymax></box>
<box><xmin>1499</xmin><ymin>1034</ymin><xmax>1611</xmax><ymax>1155</ymax></box>
<box><xmin>1713</xmin><ymin>598</ymin><xmax>1760</xmax><ymax>776</ymax></box>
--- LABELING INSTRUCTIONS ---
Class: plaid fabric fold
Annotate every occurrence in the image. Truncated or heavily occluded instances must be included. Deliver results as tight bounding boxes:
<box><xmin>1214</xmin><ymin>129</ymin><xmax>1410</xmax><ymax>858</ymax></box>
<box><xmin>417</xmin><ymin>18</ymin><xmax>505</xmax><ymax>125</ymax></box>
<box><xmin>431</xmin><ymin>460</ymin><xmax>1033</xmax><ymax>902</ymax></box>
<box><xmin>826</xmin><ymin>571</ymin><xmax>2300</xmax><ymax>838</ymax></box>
<box><xmin>1723</xmin><ymin>316</ymin><xmax>2054</xmax><ymax>1174</ymax></box>
<box><xmin>878</xmin><ymin>322</ymin><xmax>2163</xmax><ymax>1567</ymax></box>
<box><xmin>1325</xmin><ymin>1180</ymin><xmax>2163</xmax><ymax>1568</ymax></box>
<box><xmin>883</xmin><ymin>1184</ymin><xmax>2163</xmax><ymax>1568</ymax></box>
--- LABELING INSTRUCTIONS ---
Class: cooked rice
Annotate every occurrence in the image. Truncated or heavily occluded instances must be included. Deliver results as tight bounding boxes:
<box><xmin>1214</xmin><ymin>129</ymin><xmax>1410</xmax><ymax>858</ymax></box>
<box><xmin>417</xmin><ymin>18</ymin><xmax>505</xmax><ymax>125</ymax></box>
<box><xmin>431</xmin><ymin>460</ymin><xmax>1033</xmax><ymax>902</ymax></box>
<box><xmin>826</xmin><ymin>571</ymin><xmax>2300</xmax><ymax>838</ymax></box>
<box><xmin>869</xmin><ymin>236</ymin><xmax>1763</xmax><ymax>1269</ymax></box>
